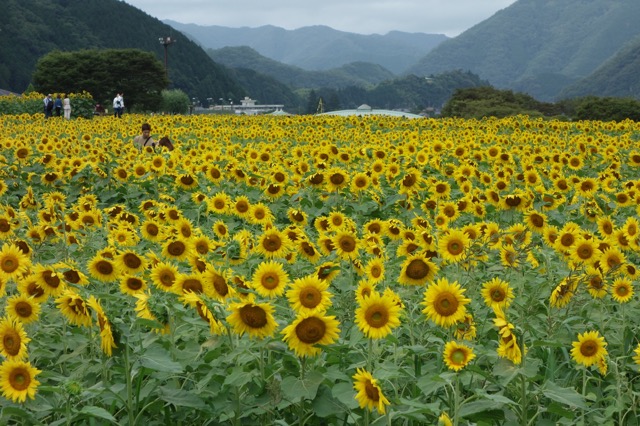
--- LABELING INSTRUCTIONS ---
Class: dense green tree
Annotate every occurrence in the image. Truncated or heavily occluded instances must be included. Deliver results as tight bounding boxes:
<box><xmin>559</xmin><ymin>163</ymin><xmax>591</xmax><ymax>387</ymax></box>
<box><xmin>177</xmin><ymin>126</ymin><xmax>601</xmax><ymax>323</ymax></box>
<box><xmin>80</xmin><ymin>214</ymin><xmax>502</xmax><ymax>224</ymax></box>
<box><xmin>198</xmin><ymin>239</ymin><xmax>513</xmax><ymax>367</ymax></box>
<box><xmin>32</xmin><ymin>49</ymin><xmax>168</xmax><ymax>111</ymax></box>
<box><xmin>306</xmin><ymin>90</ymin><xmax>319</xmax><ymax>114</ymax></box>
<box><xmin>161</xmin><ymin>89</ymin><xmax>190</xmax><ymax>114</ymax></box>
<box><xmin>572</xmin><ymin>96</ymin><xmax>640</xmax><ymax>121</ymax></box>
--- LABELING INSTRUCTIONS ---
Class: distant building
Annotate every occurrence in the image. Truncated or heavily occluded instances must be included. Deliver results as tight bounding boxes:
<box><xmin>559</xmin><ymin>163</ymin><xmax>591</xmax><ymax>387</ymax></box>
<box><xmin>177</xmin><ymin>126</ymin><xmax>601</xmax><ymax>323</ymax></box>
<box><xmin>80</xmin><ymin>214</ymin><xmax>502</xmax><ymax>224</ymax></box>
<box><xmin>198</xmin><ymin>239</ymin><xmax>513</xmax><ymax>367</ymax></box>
<box><xmin>211</xmin><ymin>96</ymin><xmax>285</xmax><ymax>115</ymax></box>
<box><xmin>319</xmin><ymin>104</ymin><xmax>423</xmax><ymax>119</ymax></box>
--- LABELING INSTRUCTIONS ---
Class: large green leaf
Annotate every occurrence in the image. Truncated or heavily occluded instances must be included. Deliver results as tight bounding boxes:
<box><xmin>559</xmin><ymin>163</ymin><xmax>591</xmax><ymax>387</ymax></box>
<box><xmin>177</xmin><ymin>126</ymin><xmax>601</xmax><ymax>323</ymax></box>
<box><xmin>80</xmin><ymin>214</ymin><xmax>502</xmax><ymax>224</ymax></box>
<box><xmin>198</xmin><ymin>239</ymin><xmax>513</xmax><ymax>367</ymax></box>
<box><xmin>139</xmin><ymin>346</ymin><xmax>183</xmax><ymax>373</ymax></box>
<box><xmin>280</xmin><ymin>371</ymin><xmax>324</xmax><ymax>402</ymax></box>
<box><xmin>542</xmin><ymin>381</ymin><xmax>588</xmax><ymax>409</ymax></box>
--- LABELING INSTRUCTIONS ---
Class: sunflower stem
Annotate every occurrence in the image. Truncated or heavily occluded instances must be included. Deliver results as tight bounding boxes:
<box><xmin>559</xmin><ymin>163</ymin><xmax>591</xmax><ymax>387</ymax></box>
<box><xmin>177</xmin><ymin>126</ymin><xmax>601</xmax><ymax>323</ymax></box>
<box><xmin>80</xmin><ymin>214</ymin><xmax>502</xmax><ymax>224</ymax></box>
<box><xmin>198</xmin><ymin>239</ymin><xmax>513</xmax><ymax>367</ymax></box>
<box><xmin>124</xmin><ymin>337</ymin><xmax>136</xmax><ymax>426</ymax></box>
<box><xmin>453</xmin><ymin>375</ymin><xmax>460</xmax><ymax>426</ymax></box>
<box><xmin>299</xmin><ymin>357</ymin><xmax>307</xmax><ymax>426</ymax></box>
<box><xmin>580</xmin><ymin>367</ymin><xmax>587</xmax><ymax>426</ymax></box>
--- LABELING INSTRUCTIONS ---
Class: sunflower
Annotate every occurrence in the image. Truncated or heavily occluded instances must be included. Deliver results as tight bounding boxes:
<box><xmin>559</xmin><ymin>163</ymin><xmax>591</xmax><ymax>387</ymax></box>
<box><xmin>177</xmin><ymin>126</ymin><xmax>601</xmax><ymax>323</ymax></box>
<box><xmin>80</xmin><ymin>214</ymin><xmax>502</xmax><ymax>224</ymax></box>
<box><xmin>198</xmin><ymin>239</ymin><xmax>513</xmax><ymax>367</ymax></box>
<box><xmin>611</xmin><ymin>277</ymin><xmax>634</xmax><ymax>303</ymax></box>
<box><xmin>140</xmin><ymin>219</ymin><xmax>164</xmax><ymax>242</ymax></box>
<box><xmin>248</xmin><ymin>202</ymin><xmax>275</xmax><ymax>226</ymax></box>
<box><xmin>31</xmin><ymin>263</ymin><xmax>65</xmax><ymax>297</ymax></box>
<box><xmin>202</xmin><ymin>266</ymin><xmax>235</xmax><ymax>301</ymax></box>
<box><xmin>133</xmin><ymin>293</ymin><xmax>170</xmax><ymax>335</ymax></box>
<box><xmin>281</xmin><ymin>313</ymin><xmax>341</xmax><ymax>357</ymax></box>
<box><xmin>16</xmin><ymin>276</ymin><xmax>47</xmax><ymax>303</ymax></box>
<box><xmin>0</xmin><ymin>317</ymin><xmax>30</xmax><ymax>360</ymax></box>
<box><xmin>212</xmin><ymin>220</ymin><xmax>230</xmax><ymax>240</ymax></box>
<box><xmin>149</xmin><ymin>261</ymin><xmax>178</xmax><ymax>292</ymax></box>
<box><xmin>226</xmin><ymin>300</ymin><xmax>278</xmax><ymax>340</ymax></box>
<box><xmin>569</xmin><ymin>238</ymin><xmax>599</xmax><ymax>267</ymax></box>
<box><xmin>87</xmin><ymin>255</ymin><xmax>119</xmax><ymax>282</ymax></box>
<box><xmin>161</xmin><ymin>236</ymin><xmax>193</xmax><ymax>262</ymax></box>
<box><xmin>438</xmin><ymin>412</ymin><xmax>453</xmax><ymax>426</ymax></box>
<box><xmin>364</xmin><ymin>258</ymin><xmax>385</xmax><ymax>283</ymax></box>
<box><xmin>333</xmin><ymin>231</ymin><xmax>361</xmax><ymax>261</ymax></box>
<box><xmin>443</xmin><ymin>340</ymin><xmax>476</xmax><ymax>371</ymax></box>
<box><xmin>355</xmin><ymin>279</ymin><xmax>377</xmax><ymax>302</ymax></box>
<box><xmin>583</xmin><ymin>268</ymin><xmax>608</xmax><ymax>299</ymax></box>
<box><xmin>355</xmin><ymin>291</ymin><xmax>402</xmax><ymax>339</ymax></box>
<box><xmin>550</xmin><ymin>277</ymin><xmax>578</xmax><ymax>308</ymax></box>
<box><xmin>181</xmin><ymin>292</ymin><xmax>225</xmax><ymax>335</ymax></box>
<box><xmin>5</xmin><ymin>294</ymin><xmax>40</xmax><ymax>324</ymax></box>
<box><xmin>287</xmin><ymin>208</ymin><xmax>308</xmax><ymax>226</ymax></box>
<box><xmin>119</xmin><ymin>274</ymin><xmax>147</xmax><ymax>296</ymax></box>
<box><xmin>115</xmin><ymin>250</ymin><xmax>146</xmax><ymax>274</ymax></box>
<box><xmin>0</xmin><ymin>360</ymin><xmax>41</xmax><ymax>403</ymax></box>
<box><xmin>55</xmin><ymin>290</ymin><xmax>93</xmax><ymax>327</ymax></box>
<box><xmin>175</xmin><ymin>173</ymin><xmax>198</xmax><ymax>190</ymax></box>
<box><xmin>437</xmin><ymin>229</ymin><xmax>470</xmax><ymax>263</ymax></box>
<box><xmin>325</xmin><ymin>167</ymin><xmax>349</xmax><ymax>192</ymax></box>
<box><xmin>633</xmin><ymin>343</ymin><xmax>640</xmax><ymax>365</ymax></box>
<box><xmin>316</xmin><ymin>262</ymin><xmax>340</xmax><ymax>283</ymax></box>
<box><xmin>298</xmin><ymin>239</ymin><xmax>321</xmax><ymax>263</ymax></box>
<box><xmin>352</xmin><ymin>368</ymin><xmax>390</xmax><ymax>414</ymax></box>
<box><xmin>0</xmin><ymin>243</ymin><xmax>31</xmax><ymax>279</ymax></box>
<box><xmin>248</xmin><ymin>260</ymin><xmax>288</xmax><ymax>298</ymax></box>
<box><xmin>422</xmin><ymin>278</ymin><xmax>470</xmax><ymax>328</ymax></box>
<box><xmin>481</xmin><ymin>278</ymin><xmax>514</xmax><ymax>310</ymax></box>
<box><xmin>173</xmin><ymin>273</ymin><xmax>209</xmax><ymax>296</ymax></box>
<box><xmin>571</xmin><ymin>330</ymin><xmax>608</xmax><ymax>368</ymax></box>
<box><xmin>598</xmin><ymin>247</ymin><xmax>626</xmax><ymax>273</ymax></box>
<box><xmin>207</xmin><ymin>192</ymin><xmax>231</xmax><ymax>215</ymax></box>
<box><xmin>398</xmin><ymin>254</ymin><xmax>438</xmax><ymax>285</ymax></box>
<box><xmin>255</xmin><ymin>228</ymin><xmax>291</xmax><ymax>259</ymax></box>
<box><xmin>454</xmin><ymin>314</ymin><xmax>477</xmax><ymax>341</ymax></box>
<box><xmin>287</xmin><ymin>275</ymin><xmax>332</xmax><ymax>315</ymax></box>
<box><xmin>87</xmin><ymin>296</ymin><xmax>117</xmax><ymax>356</ymax></box>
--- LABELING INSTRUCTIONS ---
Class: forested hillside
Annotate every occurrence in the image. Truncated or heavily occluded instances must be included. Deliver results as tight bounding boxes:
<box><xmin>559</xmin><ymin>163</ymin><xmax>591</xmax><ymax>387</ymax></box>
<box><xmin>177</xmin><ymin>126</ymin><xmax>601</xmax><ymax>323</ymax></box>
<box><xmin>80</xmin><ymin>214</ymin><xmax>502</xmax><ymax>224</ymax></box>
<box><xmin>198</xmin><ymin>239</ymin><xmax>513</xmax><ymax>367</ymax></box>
<box><xmin>0</xmin><ymin>0</ymin><xmax>245</xmax><ymax>102</ymax></box>
<box><xmin>408</xmin><ymin>0</ymin><xmax>640</xmax><ymax>101</ymax></box>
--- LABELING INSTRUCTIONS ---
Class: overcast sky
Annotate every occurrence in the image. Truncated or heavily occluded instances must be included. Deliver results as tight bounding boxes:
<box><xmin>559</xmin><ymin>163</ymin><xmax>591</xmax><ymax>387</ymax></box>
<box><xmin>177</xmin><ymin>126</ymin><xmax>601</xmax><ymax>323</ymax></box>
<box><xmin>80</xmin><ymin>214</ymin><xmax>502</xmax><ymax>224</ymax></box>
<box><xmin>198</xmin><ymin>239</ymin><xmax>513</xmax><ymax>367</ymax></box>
<box><xmin>123</xmin><ymin>0</ymin><xmax>517</xmax><ymax>37</ymax></box>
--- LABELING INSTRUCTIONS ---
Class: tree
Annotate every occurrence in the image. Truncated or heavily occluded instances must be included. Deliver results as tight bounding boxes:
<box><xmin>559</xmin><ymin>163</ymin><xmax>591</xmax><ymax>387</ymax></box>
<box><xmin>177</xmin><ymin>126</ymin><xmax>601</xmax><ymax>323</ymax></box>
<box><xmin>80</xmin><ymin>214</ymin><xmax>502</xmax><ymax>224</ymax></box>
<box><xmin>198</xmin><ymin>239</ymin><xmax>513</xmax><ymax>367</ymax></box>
<box><xmin>161</xmin><ymin>89</ymin><xmax>190</xmax><ymax>114</ymax></box>
<box><xmin>32</xmin><ymin>49</ymin><xmax>169</xmax><ymax>111</ymax></box>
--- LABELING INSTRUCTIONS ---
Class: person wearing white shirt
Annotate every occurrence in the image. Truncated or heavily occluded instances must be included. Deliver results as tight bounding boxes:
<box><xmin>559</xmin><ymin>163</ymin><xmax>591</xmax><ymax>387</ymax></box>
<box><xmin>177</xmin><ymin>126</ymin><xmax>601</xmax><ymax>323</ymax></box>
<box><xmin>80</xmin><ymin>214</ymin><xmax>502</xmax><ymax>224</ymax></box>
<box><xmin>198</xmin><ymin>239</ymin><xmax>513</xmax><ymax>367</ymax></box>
<box><xmin>113</xmin><ymin>93</ymin><xmax>124</xmax><ymax>118</ymax></box>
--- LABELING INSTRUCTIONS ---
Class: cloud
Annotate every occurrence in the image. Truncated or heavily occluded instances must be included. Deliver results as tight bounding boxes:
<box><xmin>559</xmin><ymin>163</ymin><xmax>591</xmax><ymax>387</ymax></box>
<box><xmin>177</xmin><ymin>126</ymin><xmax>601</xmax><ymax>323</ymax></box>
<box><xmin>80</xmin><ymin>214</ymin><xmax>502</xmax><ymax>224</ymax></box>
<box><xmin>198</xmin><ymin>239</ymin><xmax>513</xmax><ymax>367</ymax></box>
<box><xmin>125</xmin><ymin>0</ymin><xmax>516</xmax><ymax>36</ymax></box>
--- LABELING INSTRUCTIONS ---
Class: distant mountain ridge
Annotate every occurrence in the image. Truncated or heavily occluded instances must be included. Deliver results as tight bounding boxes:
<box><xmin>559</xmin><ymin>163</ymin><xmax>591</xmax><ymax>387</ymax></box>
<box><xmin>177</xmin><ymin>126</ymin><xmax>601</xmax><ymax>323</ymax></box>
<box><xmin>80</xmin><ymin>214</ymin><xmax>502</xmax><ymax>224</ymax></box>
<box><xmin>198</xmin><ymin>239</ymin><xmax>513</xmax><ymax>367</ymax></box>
<box><xmin>209</xmin><ymin>46</ymin><xmax>395</xmax><ymax>90</ymax></box>
<box><xmin>407</xmin><ymin>0</ymin><xmax>640</xmax><ymax>101</ymax></box>
<box><xmin>163</xmin><ymin>21</ymin><xmax>448</xmax><ymax>74</ymax></box>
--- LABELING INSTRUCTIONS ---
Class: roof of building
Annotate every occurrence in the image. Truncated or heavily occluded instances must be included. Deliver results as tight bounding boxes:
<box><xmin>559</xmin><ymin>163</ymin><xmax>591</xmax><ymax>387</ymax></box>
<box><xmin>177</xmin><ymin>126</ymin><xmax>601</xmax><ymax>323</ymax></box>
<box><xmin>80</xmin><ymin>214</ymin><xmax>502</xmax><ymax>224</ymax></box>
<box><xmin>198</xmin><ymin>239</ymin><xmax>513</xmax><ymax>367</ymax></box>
<box><xmin>319</xmin><ymin>104</ymin><xmax>423</xmax><ymax>119</ymax></box>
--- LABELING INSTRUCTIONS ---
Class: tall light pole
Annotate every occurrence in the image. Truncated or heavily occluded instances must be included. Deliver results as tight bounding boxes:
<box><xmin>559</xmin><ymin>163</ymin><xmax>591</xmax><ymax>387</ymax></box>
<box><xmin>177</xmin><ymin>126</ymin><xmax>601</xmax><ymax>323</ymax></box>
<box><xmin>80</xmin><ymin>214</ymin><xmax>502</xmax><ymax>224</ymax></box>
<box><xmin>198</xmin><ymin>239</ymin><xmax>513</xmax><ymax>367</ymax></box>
<box><xmin>158</xmin><ymin>36</ymin><xmax>176</xmax><ymax>79</ymax></box>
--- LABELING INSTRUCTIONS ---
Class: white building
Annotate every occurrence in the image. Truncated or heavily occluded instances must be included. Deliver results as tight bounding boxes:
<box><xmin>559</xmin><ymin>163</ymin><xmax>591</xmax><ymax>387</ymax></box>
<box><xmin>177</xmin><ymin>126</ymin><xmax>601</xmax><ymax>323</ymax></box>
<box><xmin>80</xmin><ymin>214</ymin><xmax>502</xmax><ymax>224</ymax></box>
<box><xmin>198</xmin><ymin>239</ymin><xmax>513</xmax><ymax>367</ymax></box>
<box><xmin>212</xmin><ymin>96</ymin><xmax>285</xmax><ymax>115</ymax></box>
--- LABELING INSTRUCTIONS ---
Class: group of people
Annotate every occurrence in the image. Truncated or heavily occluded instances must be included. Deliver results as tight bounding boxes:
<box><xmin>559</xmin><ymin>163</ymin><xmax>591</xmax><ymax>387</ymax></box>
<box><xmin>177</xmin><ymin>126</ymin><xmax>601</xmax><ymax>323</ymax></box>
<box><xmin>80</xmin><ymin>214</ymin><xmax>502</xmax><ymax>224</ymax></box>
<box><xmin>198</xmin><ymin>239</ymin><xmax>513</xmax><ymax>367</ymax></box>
<box><xmin>133</xmin><ymin>122</ymin><xmax>174</xmax><ymax>151</ymax></box>
<box><xmin>43</xmin><ymin>94</ymin><xmax>71</xmax><ymax>120</ymax></box>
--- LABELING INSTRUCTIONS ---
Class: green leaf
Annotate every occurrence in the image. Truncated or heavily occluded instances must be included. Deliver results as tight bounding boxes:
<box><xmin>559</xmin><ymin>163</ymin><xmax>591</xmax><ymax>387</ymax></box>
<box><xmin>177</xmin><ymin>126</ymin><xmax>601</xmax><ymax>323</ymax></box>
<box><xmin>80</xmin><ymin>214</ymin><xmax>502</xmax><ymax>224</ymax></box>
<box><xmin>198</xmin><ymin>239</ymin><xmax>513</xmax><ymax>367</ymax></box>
<box><xmin>223</xmin><ymin>367</ymin><xmax>255</xmax><ymax>387</ymax></box>
<box><xmin>78</xmin><ymin>406</ymin><xmax>118</xmax><ymax>423</ymax></box>
<box><xmin>280</xmin><ymin>371</ymin><xmax>324</xmax><ymax>402</ymax></box>
<box><xmin>159</xmin><ymin>386</ymin><xmax>207</xmax><ymax>409</ymax></box>
<box><xmin>545</xmin><ymin>402</ymin><xmax>576</xmax><ymax>419</ymax></box>
<box><xmin>331</xmin><ymin>382</ymin><xmax>359</xmax><ymax>409</ymax></box>
<box><xmin>458</xmin><ymin>400</ymin><xmax>504</xmax><ymax>417</ymax></box>
<box><xmin>542</xmin><ymin>381</ymin><xmax>588</xmax><ymax>409</ymax></box>
<box><xmin>139</xmin><ymin>346</ymin><xmax>183</xmax><ymax>373</ymax></box>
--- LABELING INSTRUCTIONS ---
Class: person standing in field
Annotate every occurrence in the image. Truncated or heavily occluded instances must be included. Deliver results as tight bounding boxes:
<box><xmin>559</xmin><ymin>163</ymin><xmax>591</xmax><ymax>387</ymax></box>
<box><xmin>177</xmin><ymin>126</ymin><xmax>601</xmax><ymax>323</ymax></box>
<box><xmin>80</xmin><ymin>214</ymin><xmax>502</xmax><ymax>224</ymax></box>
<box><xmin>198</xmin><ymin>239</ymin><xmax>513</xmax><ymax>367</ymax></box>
<box><xmin>54</xmin><ymin>95</ymin><xmax>63</xmax><ymax>117</ymax></box>
<box><xmin>63</xmin><ymin>94</ymin><xmax>71</xmax><ymax>120</ymax></box>
<box><xmin>43</xmin><ymin>94</ymin><xmax>54</xmax><ymax>119</ymax></box>
<box><xmin>113</xmin><ymin>92</ymin><xmax>124</xmax><ymax>118</ymax></box>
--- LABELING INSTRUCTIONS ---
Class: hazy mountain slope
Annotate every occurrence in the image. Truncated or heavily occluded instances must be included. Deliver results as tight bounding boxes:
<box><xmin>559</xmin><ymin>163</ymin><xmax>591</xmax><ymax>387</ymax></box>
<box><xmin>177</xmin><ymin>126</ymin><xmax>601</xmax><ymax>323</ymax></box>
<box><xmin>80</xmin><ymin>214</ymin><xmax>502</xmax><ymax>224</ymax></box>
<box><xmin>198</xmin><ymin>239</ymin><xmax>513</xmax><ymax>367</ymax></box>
<box><xmin>407</xmin><ymin>0</ymin><xmax>640</xmax><ymax>100</ymax></box>
<box><xmin>559</xmin><ymin>36</ymin><xmax>640</xmax><ymax>99</ymax></box>
<box><xmin>208</xmin><ymin>46</ymin><xmax>395</xmax><ymax>89</ymax></box>
<box><xmin>165</xmin><ymin>21</ymin><xmax>447</xmax><ymax>74</ymax></box>
<box><xmin>0</xmin><ymin>0</ymin><xmax>244</xmax><ymax>100</ymax></box>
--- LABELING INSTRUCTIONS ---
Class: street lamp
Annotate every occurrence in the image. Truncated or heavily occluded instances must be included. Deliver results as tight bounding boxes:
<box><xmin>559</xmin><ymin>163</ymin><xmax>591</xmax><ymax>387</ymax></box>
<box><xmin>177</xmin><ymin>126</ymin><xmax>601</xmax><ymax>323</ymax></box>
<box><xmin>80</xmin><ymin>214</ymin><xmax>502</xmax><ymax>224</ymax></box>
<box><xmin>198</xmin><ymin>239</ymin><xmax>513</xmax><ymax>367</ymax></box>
<box><xmin>158</xmin><ymin>36</ymin><xmax>176</xmax><ymax>79</ymax></box>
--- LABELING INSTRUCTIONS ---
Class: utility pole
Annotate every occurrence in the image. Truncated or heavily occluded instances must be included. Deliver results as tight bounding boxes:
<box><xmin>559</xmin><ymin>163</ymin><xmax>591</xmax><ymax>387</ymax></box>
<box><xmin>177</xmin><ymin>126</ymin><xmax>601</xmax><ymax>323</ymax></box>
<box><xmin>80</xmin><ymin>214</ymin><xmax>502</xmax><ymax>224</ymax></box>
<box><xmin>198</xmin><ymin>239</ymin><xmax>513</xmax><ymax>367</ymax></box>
<box><xmin>158</xmin><ymin>36</ymin><xmax>176</xmax><ymax>79</ymax></box>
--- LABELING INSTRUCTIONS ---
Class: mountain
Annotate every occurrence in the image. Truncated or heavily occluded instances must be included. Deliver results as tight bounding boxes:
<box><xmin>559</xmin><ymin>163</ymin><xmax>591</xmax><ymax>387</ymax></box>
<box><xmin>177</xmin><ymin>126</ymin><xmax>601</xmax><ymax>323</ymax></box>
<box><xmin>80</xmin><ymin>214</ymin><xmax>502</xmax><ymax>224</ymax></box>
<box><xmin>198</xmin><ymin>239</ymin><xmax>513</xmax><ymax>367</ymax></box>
<box><xmin>164</xmin><ymin>21</ymin><xmax>448</xmax><ymax>74</ymax></box>
<box><xmin>407</xmin><ymin>0</ymin><xmax>640</xmax><ymax>101</ymax></box>
<box><xmin>209</xmin><ymin>46</ymin><xmax>395</xmax><ymax>89</ymax></box>
<box><xmin>559</xmin><ymin>36</ymin><xmax>640</xmax><ymax>99</ymax></box>
<box><xmin>0</xmin><ymin>0</ymin><xmax>244</xmax><ymax>101</ymax></box>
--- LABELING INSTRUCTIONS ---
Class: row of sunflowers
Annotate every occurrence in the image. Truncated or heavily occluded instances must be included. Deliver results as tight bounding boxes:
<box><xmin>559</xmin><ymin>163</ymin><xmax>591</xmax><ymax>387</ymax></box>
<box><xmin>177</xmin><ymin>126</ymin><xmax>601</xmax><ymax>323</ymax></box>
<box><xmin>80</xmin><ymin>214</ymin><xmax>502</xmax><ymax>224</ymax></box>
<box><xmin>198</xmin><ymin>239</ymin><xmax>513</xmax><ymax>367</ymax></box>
<box><xmin>0</xmin><ymin>110</ymin><xmax>639</xmax><ymax>424</ymax></box>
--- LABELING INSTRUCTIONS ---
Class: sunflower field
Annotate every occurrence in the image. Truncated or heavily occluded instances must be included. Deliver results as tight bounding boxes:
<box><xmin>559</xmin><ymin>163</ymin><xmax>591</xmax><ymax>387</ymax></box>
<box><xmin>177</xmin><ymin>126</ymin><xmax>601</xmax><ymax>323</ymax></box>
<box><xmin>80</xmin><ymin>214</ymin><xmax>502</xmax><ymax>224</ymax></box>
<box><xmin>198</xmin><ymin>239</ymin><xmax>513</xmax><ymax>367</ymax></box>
<box><xmin>1</xmin><ymin>106</ymin><xmax>640</xmax><ymax>425</ymax></box>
